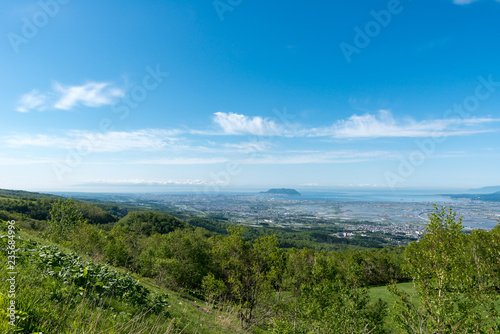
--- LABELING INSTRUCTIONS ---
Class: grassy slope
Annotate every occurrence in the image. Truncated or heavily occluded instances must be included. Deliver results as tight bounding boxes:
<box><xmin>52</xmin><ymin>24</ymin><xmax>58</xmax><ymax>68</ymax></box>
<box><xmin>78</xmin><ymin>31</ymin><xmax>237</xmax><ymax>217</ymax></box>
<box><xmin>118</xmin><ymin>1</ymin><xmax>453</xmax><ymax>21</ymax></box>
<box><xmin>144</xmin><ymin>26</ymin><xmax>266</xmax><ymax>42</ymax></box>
<box><xmin>369</xmin><ymin>282</ymin><xmax>415</xmax><ymax>332</ymax></box>
<box><xmin>3</xmin><ymin>230</ymin><xmax>402</xmax><ymax>334</ymax></box>
<box><xmin>369</xmin><ymin>282</ymin><xmax>415</xmax><ymax>306</ymax></box>
<box><xmin>0</xmin><ymin>230</ymin><xmax>246</xmax><ymax>334</ymax></box>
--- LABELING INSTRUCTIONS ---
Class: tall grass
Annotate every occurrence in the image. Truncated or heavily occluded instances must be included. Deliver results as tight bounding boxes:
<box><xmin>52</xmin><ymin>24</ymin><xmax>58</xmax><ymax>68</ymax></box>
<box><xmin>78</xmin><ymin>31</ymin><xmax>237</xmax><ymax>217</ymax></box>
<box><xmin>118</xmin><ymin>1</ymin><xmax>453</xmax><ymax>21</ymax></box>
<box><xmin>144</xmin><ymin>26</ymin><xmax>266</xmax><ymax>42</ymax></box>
<box><xmin>0</xmin><ymin>255</ymin><xmax>180</xmax><ymax>333</ymax></box>
<box><xmin>0</xmin><ymin>228</ymin><xmax>245</xmax><ymax>334</ymax></box>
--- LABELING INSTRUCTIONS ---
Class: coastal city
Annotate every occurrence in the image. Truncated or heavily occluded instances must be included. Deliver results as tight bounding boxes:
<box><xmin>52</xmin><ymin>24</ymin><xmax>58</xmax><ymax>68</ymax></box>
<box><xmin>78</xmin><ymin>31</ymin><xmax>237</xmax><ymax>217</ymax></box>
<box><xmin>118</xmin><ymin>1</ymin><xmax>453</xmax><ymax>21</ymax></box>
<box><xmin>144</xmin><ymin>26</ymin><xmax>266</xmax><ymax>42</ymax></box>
<box><xmin>93</xmin><ymin>191</ymin><xmax>500</xmax><ymax>242</ymax></box>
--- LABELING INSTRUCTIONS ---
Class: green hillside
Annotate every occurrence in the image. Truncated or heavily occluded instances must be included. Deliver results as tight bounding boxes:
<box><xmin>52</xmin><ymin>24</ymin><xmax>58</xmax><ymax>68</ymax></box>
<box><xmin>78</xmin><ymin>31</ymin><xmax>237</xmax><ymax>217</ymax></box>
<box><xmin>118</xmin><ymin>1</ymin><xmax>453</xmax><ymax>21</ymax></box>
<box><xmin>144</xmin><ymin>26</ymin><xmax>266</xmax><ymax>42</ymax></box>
<box><xmin>0</xmin><ymin>232</ymin><xmax>243</xmax><ymax>333</ymax></box>
<box><xmin>117</xmin><ymin>211</ymin><xmax>191</xmax><ymax>236</ymax></box>
<box><xmin>0</xmin><ymin>189</ymin><xmax>61</xmax><ymax>199</ymax></box>
<box><xmin>1</xmin><ymin>190</ymin><xmax>499</xmax><ymax>333</ymax></box>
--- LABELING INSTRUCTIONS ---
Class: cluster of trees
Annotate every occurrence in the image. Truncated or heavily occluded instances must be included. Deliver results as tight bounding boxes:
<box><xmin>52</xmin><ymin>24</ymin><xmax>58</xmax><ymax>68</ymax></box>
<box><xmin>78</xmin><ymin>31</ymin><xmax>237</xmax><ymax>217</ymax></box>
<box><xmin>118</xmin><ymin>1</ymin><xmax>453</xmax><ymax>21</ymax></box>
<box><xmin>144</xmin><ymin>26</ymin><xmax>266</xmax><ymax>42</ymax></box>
<box><xmin>0</xmin><ymin>197</ymin><xmax>117</xmax><ymax>226</ymax></box>
<box><xmin>0</xmin><ymin>197</ymin><xmax>55</xmax><ymax>221</ymax></box>
<box><xmin>0</xmin><ymin>188</ymin><xmax>60</xmax><ymax>199</ymax></box>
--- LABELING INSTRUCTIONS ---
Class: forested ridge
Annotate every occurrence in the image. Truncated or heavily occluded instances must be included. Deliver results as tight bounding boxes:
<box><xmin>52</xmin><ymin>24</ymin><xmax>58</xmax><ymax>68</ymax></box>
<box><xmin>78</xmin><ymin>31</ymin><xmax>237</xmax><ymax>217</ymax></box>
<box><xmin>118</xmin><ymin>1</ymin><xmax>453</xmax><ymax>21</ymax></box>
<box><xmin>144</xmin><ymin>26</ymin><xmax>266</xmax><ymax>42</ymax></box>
<box><xmin>1</xmin><ymin>190</ymin><xmax>500</xmax><ymax>333</ymax></box>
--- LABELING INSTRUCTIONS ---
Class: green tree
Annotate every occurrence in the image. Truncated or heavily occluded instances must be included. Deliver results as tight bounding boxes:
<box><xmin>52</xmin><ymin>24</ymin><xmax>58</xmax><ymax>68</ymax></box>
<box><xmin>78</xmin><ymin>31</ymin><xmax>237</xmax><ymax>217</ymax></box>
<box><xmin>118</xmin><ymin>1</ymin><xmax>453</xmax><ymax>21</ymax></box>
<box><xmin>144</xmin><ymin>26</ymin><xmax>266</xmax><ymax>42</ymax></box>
<box><xmin>391</xmin><ymin>206</ymin><xmax>500</xmax><ymax>333</ymax></box>
<box><xmin>275</xmin><ymin>249</ymin><xmax>387</xmax><ymax>333</ymax></box>
<box><xmin>139</xmin><ymin>228</ymin><xmax>213</xmax><ymax>290</ymax></box>
<box><xmin>117</xmin><ymin>211</ymin><xmax>190</xmax><ymax>236</ymax></box>
<box><xmin>45</xmin><ymin>199</ymin><xmax>87</xmax><ymax>243</ymax></box>
<box><xmin>207</xmin><ymin>227</ymin><xmax>285</xmax><ymax>328</ymax></box>
<box><xmin>279</xmin><ymin>247</ymin><xmax>316</xmax><ymax>331</ymax></box>
<box><xmin>68</xmin><ymin>223</ymin><xmax>107</xmax><ymax>261</ymax></box>
<box><xmin>104</xmin><ymin>225</ymin><xmax>145</xmax><ymax>269</ymax></box>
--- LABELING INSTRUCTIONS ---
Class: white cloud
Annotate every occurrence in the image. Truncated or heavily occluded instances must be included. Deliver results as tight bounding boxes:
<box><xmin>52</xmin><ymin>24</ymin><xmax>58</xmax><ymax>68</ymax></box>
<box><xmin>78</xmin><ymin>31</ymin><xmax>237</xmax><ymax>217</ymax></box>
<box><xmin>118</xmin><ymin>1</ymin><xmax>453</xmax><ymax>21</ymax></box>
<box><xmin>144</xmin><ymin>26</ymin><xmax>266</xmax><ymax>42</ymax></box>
<box><xmin>223</xmin><ymin>141</ymin><xmax>271</xmax><ymax>153</ymax></box>
<box><xmin>453</xmin><ymin>0</ymin><xmax>480</xmax><ymax>4</ymax></box>
<box><xmin>235</xmin><ymin>149</ymin><xmax>471</xmax><ymax>165</ymax></box>
<box><xmin>53</xmin><ymin>82</ymin><xmax>124</xmax><ymax>110</ymax></box>
<box><xmin>16</xmin><ymin>81</ymin><xmax>124</xmax><ymax>112</ymax></box>
<box><xmin>4</xmin><ymin>134</ymin><xmax>72</xmax><ymax>148</ymax></box>
<box><xmin>130</xmin><ymin>157</ymin><xmax>229</xmax><ymax>165</ymax></box>
<box><xmin>69</xmin><ymin>129</ymin><xmax>181</xmax><ymax>152</ymax></box>
<box><xmin>239</xmin><ymin>150</ymin><xmax>392</xmax><ymax>165</ymax></box>
<box><xmin>213</xmin><ymin>112</ymin><xmax>282</xmax><ymax>136</ymax></box>
<box><xmin>306</xmin><ymin>110</ymin><xmax>499</xmax><ymax>138</ymax></box>
<box><xmin>207</xmin><ymin>111</ymin><xmax>498</xmax><ymax>139</ymax></box>
<box><xmin>0</xmin><ymin>156</ymin><xmax>56</xmax><ymax>165</ymax></box>
<box><xmin>453</xmin><ymin>0</ymin><xmax>500</xmax><ymax>4</ymax></box>
<box><xmin>6</xmin><ymin>111</ymin><xmax>498</xmax><ymax>158</ymax></box>
<box><xmin>16</xmin><ymin>90</ymin><xmax>47</xmax><ymax>112</ymax></box>
<box><xmin>4</xmin><ymin>129</ymin><xmax>182</xmax><ymax>152</ymax></box>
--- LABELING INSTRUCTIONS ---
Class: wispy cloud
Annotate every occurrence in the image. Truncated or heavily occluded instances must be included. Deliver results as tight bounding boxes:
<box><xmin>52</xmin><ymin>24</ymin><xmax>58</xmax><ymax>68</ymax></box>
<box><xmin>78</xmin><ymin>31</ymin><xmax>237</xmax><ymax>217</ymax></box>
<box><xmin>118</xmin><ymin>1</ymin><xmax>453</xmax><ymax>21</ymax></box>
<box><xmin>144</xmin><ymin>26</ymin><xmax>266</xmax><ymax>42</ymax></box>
<box><xmin>4</xmin><ymin>129</ymin><xmax>182</xmax><ymax>152</ymax></box>
<box><xmin>453</xmin><ymin>0</ymin><xmax>500</xmax><ymax>4</ymax></box>
<box><xmin>239</xmin><ymin>150</ymin><xmax>392</xmax><ymax>165</ymax></box>
<box><xmin>204</xmin><ymin>111</ymin><xmax>498</xmax><ymax>139</ymax></box>
<box><xmin>4</xmin><ymin>134</ymin><xmax>70</xmax><ymax>148</ymax></box>
<box><xmin>213</xmin><ymin>112</ymin><xmax>283</xmax><ymax>136</ymax></box>
<box><xmin>130</xmin><ymin>157</ymin><xmax>229</xmax><ymax>165</ymax></box>
<box><xmin>16</xmin><ymin>81</ymin><xmax>124</xmax><ymax>112</ymax></box>
<box><xmin>453</xmin><ymin>0</ymin><xmax>480</xmax><ymax>4</ymax></box>
<box><xmin>0</xmin><ymin>156</ymin><xmax>56</xmax><ymax>165</ymax></box>
<box><xmin>5</xmin><ymin>111</ymin><xmax>499</xmax><ymax>156</ymax></box>
<box><xmin>223</xmin><ymin>141</ymin><xmax>271</xmax><ymax>153</ymax></box>
<box><xmin>16</xmin><ymin>90</ymin><xmax>47</xmax><ymax>112</ymax></box>
<box><xmin>53</xmin><ymin>82</ymin><xmax>124</xmax><ymax>110</ymax></box>
<box><xmin>235</xmin><ymin>149</ymin><xmax>471</xmax><ymax>165</ymax></box>
<box><xmin>305</xmin><ymin>110</ymin><xmax>499</xmax><ymax>138</ymax></box>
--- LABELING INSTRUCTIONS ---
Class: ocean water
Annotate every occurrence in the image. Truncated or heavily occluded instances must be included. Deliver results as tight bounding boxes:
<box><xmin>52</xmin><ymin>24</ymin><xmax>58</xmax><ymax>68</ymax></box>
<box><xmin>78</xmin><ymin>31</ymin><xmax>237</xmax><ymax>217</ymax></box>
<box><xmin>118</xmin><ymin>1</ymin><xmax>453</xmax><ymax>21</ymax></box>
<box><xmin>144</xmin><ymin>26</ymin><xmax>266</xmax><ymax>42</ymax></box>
<box><xmin>256</xmin><ymin>189</ymin><xmax>460</xmax><ymax>203</ymax></box>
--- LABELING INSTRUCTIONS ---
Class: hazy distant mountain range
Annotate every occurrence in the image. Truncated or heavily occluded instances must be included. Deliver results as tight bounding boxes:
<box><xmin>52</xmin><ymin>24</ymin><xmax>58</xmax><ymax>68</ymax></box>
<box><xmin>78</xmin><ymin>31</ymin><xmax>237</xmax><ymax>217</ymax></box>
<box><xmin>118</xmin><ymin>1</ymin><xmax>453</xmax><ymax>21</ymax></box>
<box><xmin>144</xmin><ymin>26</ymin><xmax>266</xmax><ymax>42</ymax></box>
<box><xmin>467</xmin><ymin>186</ymin><xmax>500</xmax><ymax>193</ymax></box>
<box><xmin>445</xmin><ymin>188</ymin><xmax>500</xmax><ymax>202</ymax></box>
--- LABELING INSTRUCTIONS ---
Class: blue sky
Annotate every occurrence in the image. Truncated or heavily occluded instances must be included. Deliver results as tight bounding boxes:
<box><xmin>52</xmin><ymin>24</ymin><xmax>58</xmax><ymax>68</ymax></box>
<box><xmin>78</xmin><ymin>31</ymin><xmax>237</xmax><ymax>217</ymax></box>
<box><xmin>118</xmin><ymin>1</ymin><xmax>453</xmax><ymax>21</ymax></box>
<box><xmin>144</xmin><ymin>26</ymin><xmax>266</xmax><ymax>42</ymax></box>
<box><xmin>1</xmin><ymin>0</ymin><xmax>500</xmax><ymax>192</ymax></box>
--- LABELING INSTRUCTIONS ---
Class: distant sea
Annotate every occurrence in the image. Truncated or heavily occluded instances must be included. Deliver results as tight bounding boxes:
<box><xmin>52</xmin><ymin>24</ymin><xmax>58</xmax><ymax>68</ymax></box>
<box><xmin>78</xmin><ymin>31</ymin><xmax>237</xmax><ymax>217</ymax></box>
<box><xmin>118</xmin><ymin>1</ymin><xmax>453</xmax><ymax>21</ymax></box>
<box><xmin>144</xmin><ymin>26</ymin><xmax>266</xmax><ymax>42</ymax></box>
<box><xmin>57</xmin><ymin>187</ymin><xmax>465</xmax><ymax>204</ymax></box>
<box><xmin>255</xmin><ymin>189</ymin><xmax>461</xmax><ymax>203</ymax></box>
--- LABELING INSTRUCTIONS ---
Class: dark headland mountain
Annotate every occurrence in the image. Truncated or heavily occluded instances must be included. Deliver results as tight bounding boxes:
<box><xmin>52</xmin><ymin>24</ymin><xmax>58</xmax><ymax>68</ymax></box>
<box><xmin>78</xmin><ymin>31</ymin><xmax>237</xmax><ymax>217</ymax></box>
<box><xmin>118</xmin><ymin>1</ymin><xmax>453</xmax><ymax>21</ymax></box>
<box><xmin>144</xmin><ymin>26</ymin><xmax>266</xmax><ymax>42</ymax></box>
<box><xmin>260</xmin><ymin>188</ymin><xmax>301</xmax><ymax>196</ymax></box>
